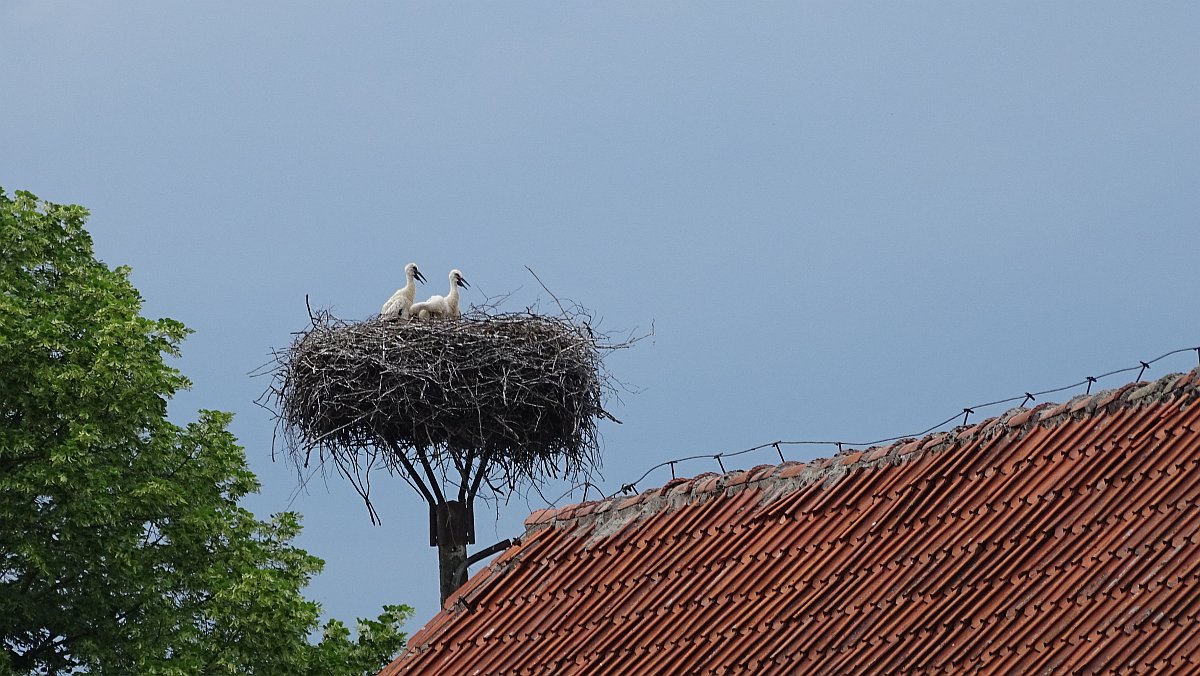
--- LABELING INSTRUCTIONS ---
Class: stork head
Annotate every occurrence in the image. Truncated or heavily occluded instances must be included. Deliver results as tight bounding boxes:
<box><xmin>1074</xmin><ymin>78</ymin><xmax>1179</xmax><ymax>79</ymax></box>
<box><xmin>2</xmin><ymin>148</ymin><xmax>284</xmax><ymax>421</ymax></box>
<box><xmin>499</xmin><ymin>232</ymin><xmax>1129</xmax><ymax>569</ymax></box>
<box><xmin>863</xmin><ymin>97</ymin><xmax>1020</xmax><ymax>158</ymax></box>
<box><xmin>405</xmin><ymin>262</ymin><xmax>427</xmax><ymax>284</ymax></box>
<box><xmin>450</xmin><ymin>269</ymin><xmax>469</xmax><ymax>289</ymax></box>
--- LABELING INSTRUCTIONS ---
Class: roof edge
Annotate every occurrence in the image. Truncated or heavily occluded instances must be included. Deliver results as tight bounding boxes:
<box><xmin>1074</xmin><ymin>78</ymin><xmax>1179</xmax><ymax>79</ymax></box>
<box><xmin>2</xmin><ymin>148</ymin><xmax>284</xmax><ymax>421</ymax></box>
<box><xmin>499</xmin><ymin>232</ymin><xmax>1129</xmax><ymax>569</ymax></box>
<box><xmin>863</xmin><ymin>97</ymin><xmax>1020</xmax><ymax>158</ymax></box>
<box><xmin>525</xmin><ymin>367</ymin><xmax>1200</xmax><ymax>540</ymax></box>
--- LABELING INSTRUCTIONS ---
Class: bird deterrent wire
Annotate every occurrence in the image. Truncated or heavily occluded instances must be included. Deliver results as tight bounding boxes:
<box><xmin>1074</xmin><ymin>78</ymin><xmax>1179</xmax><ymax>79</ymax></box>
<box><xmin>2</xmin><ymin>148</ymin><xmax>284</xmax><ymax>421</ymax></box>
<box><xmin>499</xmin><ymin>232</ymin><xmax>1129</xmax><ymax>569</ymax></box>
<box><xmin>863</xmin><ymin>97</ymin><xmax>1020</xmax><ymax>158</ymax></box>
<box><xmin>603</xmin><ymin>345</ymin><xmax>1200</xmax><ymax>500</ymax></box>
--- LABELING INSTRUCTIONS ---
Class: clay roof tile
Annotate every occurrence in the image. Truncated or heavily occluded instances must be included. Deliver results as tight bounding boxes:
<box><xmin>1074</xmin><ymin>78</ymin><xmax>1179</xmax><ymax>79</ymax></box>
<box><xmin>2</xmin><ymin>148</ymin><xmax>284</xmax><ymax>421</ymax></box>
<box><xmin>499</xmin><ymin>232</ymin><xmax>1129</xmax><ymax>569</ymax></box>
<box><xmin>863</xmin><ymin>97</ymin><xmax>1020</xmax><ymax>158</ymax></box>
<box><xmin>383</xmin><ymin>368</ymin><xmax>1200</xmax><ymax>675</ymax></box>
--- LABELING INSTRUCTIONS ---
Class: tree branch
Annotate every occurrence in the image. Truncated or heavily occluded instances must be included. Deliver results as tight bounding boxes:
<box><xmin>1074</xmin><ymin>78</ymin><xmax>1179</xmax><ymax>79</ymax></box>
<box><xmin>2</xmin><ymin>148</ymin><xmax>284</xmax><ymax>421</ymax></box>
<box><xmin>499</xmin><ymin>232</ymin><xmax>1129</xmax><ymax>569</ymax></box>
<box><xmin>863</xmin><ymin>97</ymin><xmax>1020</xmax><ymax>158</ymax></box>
<box><xmin>384</xmin><ymin>439</ymin><xmax>436</xmax><ymax>508</ymax></box>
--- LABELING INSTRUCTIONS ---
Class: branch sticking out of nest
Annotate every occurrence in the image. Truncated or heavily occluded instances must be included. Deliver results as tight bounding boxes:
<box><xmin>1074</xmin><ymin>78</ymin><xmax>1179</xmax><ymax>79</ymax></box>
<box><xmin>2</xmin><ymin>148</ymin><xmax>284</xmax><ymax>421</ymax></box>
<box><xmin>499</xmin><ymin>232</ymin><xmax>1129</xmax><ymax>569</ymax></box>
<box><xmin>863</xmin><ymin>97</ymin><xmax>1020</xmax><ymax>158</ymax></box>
<box><xmin>260</xmin><ymin>300</ymin><xmax>642</xmax><ymax>521</ymax></box>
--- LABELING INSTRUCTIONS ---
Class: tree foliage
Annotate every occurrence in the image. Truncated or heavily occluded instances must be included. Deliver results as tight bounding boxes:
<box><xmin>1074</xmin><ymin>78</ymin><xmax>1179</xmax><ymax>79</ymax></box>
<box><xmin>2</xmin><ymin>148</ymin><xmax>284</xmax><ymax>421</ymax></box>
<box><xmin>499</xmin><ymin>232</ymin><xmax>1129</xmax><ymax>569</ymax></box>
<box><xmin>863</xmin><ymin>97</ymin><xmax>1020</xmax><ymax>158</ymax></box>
<box><xmin>0</xmin><ymin>188</ymin><xmax>410</xmax><ymax>674</ymax></box>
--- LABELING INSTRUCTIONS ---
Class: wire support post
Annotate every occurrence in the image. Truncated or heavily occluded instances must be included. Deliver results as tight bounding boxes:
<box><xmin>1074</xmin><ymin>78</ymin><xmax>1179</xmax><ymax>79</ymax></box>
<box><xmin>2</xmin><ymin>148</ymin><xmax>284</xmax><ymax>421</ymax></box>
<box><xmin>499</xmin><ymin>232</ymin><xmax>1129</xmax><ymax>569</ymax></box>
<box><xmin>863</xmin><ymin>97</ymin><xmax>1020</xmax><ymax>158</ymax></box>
<box><xmin>1137</xmin><ymin>360</ymin><xmax>1151</xmax><ymax>382</ymax></box>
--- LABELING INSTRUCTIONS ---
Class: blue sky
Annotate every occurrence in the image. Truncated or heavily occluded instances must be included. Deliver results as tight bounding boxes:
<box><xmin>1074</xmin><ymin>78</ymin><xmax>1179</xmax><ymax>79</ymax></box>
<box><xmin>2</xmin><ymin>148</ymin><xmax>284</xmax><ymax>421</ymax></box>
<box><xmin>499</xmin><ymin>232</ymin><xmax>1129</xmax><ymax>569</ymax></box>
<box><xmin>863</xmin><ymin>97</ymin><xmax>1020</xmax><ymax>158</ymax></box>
<box><xmin>4</xmin><ymin>2</ymin><xmax>1198</xmax><ymax>630</ymax></box>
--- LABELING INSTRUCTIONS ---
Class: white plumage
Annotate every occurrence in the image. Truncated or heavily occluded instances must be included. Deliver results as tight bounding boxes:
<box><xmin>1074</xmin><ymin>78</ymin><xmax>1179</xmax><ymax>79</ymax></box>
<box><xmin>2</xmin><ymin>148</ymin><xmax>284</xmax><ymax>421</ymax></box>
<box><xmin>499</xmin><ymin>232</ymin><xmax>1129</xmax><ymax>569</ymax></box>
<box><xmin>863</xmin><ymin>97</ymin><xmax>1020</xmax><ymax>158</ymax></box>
<box><xmin>381</xmin><ymin>262</ymin><xmax>427</xmax><ymax>319</ymax></box>
<box><xmin>410</xmin><ymin>269</ymin><xmax>470</xmax><ymax>320</ymax></box>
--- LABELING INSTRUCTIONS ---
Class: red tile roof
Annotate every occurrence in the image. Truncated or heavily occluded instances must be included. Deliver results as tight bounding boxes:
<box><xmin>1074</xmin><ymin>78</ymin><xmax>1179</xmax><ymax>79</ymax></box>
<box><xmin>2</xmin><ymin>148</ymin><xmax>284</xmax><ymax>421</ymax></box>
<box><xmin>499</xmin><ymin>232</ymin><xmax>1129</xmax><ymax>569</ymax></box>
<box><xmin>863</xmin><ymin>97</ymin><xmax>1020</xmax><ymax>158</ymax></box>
<box><xmin>382</xmin><ymin>369</ymin><xmax>1200</xmax><ymax>674</ymax></box>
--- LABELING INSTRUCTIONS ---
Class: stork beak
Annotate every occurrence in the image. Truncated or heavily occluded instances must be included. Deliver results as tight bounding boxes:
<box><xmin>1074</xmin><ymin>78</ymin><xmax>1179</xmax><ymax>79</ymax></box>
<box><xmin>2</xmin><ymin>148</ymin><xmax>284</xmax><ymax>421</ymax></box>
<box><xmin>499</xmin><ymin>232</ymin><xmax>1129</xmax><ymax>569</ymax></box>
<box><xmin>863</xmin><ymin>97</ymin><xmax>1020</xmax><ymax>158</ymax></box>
<box><xmin>415</xmin><ymin>269</ymin><xmax>427</xmax><ymax>284</ymax></box>
<box><xmin>458</xmin><ymin>276</ymin><xmax>470</xmax><ymax>289</ymax></box>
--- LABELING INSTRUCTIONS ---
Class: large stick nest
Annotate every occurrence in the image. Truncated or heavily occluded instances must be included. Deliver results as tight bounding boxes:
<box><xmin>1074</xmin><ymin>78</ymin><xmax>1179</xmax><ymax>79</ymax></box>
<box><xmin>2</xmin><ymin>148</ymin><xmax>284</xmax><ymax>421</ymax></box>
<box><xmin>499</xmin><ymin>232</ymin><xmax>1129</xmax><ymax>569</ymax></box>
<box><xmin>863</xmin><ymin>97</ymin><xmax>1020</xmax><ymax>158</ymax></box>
<box><xmin>262</xmin><ymin>304</ymin><xmax>634</xmax><ymax>507</ymax></box>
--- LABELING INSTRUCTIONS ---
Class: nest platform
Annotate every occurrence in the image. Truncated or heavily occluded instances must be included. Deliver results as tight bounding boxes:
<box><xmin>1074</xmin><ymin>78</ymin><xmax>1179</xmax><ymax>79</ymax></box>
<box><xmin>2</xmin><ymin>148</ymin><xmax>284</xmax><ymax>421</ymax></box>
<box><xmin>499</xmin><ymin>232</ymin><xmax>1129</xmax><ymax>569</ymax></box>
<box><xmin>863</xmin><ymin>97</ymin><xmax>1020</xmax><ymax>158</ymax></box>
<box><xmin>268</xmin><ymin>310</ymin><xmax>617</xmax><ymax>492</ymax></box>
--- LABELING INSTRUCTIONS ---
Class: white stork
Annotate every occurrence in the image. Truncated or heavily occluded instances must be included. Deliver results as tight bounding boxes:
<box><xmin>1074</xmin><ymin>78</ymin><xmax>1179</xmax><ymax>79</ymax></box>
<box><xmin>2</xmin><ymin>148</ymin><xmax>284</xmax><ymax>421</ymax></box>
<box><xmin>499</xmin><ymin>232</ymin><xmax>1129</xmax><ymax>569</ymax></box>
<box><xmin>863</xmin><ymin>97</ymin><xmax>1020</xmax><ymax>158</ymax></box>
<box><xmin>380</xmin><ymin>262</ymin><xmax>427</xmax><ymax>319</ymax></box>
<box><xmin>410</xmin><ymin>269</ymin><xmax>469</xmax><ymax>320</ymax></box>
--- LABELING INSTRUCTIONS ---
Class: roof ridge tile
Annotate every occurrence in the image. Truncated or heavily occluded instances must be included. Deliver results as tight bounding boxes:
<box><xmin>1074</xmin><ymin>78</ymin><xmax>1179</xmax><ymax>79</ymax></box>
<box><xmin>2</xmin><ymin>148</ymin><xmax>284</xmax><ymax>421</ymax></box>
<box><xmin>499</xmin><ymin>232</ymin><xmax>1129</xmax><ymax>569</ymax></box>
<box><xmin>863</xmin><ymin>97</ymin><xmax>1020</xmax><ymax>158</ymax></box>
<box><xmin>521</xmin><ymin>367</ymin><xmax>1200</xmax><ymax>540</ymax></box>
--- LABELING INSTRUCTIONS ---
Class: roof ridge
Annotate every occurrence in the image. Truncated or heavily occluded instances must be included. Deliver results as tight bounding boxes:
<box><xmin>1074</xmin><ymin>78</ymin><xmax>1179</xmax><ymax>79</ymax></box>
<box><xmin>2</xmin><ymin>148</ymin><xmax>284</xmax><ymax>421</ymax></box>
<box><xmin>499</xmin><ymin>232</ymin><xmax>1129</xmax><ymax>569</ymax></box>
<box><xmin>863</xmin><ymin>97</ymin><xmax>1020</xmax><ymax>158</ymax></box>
<box><xmin>524</xmin><ymin>366</ymin><xmax>1200</xmax><ymax>538</ymax></box>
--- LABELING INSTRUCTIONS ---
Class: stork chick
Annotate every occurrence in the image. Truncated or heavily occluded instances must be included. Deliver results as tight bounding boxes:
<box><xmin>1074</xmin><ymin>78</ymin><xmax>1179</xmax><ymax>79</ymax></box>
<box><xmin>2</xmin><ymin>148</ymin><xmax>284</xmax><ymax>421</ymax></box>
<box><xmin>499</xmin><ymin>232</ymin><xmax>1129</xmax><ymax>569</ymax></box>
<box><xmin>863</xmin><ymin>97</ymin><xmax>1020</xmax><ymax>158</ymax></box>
<box><xmin>410</xmin><ymin>269</ymin><xmax>470</xmax><ymax>320</ymax></box>
<box><xmin>381</xmin><ymin>262</ymin><xmax>427</xmax><ymax>319</ymax></box>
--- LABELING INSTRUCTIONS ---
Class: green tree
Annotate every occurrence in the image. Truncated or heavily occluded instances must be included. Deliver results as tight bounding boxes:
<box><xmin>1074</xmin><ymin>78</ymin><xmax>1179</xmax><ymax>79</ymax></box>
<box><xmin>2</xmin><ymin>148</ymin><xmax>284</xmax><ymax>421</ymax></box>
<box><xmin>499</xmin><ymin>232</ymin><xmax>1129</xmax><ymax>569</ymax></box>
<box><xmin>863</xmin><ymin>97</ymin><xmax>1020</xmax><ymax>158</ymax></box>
<box><xmin>0</xmin><ymin>188</ymin><xmax>411</xmax><ymax>674</ymax></box>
